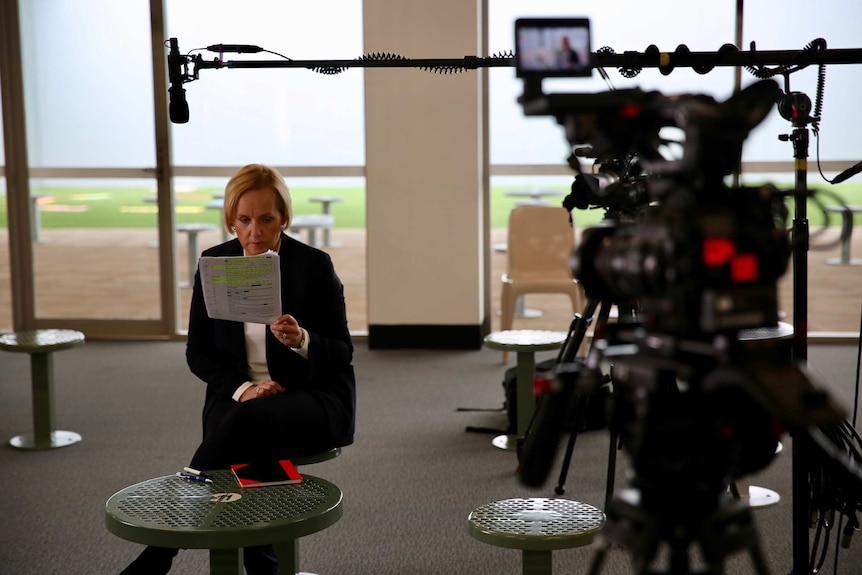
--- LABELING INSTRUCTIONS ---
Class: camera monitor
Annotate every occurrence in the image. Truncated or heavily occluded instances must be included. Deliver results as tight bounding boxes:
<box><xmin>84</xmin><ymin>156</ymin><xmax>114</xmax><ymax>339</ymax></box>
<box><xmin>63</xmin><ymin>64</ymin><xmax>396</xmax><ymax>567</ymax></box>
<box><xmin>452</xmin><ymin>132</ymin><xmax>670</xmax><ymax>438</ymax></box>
<box><xmin>515</xmin><ymin>17</ymin><xmax>592</xmax><ymax>78</ymax></box>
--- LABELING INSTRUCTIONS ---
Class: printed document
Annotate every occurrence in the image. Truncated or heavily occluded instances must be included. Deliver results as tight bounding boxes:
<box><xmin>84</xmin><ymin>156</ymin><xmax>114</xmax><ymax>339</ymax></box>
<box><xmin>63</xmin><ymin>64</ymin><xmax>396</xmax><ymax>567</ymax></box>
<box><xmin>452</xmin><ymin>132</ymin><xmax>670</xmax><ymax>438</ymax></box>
<box><xmin>198</xmin><ymin>253</ymin><xmax>281</xmax><ymax>324</ymax></box>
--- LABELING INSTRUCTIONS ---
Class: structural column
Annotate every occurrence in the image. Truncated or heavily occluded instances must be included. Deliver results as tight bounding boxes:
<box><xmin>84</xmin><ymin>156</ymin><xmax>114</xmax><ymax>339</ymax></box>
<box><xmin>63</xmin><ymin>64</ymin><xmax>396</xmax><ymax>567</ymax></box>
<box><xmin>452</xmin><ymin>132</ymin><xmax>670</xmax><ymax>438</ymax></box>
<box><xmin>363</xmin><ymin>0</ymin><xmax>487</xmax><ymax>349</ymax></box>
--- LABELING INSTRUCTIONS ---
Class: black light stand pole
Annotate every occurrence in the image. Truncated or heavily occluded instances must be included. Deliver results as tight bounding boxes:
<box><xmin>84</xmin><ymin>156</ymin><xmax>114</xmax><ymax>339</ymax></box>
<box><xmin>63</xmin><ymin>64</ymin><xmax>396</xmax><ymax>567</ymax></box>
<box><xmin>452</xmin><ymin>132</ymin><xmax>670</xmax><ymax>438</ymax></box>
<box><xmin>781</xmin><ymin>103</ymin><xmax>811</xmax><ymax>575</ymax></box>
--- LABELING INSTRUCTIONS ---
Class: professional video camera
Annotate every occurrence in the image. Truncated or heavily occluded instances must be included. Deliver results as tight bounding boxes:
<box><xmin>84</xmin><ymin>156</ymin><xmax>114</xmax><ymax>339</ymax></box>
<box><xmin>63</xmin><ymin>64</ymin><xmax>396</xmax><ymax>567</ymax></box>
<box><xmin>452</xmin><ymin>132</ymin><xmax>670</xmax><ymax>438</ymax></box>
<box><xmin>513</xmin><ymin>18</ymin><xmax>850</xmax><ymax>574</ymax></box>
<box><xmin>565</xmin><ymin>150</ymin><xmax>651</xmax><ymax>219</ymax></box>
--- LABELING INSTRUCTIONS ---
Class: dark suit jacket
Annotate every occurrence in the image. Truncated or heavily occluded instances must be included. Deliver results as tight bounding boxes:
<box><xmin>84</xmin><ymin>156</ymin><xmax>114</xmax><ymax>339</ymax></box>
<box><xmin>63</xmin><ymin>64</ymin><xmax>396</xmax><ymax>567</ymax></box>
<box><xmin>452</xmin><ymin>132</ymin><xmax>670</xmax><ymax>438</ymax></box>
<box><xmin>186</xmin><ymin>233</ymin><xmax>355</xmax><ymax>447</ymax></box>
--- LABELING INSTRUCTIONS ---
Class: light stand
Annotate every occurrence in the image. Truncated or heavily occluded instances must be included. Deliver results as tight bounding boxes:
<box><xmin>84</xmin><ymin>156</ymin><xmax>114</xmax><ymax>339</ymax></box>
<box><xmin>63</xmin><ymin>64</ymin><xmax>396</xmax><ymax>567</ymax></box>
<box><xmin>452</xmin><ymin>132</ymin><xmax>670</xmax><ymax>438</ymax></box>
<box><xmin>777</xmin><ymin>87</ymin><xmax>815</xmax><ymax>575</ymax></box>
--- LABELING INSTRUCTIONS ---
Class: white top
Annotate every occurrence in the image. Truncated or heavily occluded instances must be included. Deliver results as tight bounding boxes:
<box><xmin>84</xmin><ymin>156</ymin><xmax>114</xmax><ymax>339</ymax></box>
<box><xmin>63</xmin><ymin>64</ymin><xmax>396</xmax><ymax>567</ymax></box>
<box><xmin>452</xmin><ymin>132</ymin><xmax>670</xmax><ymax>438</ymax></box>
<box><xmin>230</xmin><ymin>237</ymin><xmax>308</xmax><ymax>401</ymax></box>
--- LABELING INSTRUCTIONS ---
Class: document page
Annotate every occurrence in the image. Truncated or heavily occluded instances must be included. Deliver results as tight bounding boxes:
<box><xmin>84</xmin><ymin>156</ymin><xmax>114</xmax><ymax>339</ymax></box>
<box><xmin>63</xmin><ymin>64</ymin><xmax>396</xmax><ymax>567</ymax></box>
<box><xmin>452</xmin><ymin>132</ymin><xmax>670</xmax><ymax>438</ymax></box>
<box><xmin>198</xmin><ymin>253</ymin><xmax>281</xmax><ymax>324</ymax></box>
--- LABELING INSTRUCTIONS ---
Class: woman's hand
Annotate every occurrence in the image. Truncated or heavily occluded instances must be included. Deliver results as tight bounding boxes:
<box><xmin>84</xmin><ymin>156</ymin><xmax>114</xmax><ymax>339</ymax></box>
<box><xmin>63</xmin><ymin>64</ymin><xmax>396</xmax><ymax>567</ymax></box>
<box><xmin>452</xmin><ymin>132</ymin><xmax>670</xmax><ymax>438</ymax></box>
<box><xmin>240</xmin><ymin>379</ymin><xmax>286</xmax><ymax>402</ymax></box>
<box><xmin>271</xmin><ymin>314</ymin><xmax>303</xmax><ymax>347</ymax></box>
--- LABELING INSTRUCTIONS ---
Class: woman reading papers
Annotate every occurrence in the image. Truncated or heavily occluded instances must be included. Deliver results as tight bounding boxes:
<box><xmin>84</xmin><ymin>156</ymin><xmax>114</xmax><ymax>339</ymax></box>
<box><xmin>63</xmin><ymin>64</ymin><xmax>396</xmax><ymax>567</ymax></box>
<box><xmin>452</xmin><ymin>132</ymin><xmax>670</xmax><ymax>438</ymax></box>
<box><xmin>120</xmin><ymin>164</ymin><xmax>356</xmax><ymax>575</ymax></box>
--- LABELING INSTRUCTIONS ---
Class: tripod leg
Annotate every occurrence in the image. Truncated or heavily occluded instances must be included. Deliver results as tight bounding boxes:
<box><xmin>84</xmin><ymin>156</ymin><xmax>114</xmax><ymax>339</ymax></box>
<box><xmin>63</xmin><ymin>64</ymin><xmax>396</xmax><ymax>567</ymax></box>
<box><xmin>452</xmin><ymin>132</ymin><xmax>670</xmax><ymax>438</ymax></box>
<box><xmin>605</xmin><ymin>427</ymin><xmax>618</xmax><ymax>510</ymax></box>
<box><xmin>587</xmin><ymin>542</ymin><xmax>610</xmax><ymax>575</ymax></box>
<box><xmin>551</xmin><ymin>298</ymin><xmax>615</xmax><ymax>496</ymax></box>
<box><xmin>747</xmin><ymin>540</ymin><xmax>771</xmax><ymax>575</ymax></box>
<box><xmin>554</xmin><ymin>397</ymin><xmax>590</xmax><ymax>495</ymax></box>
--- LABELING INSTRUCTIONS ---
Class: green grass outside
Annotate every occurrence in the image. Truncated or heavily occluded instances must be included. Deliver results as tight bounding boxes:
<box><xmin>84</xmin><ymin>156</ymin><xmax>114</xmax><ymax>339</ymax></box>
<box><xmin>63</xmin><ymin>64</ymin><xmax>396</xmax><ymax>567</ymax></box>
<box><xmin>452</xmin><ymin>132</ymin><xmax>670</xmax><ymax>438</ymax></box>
<box><xmin>1</xmin><ymin>182</ymin><xmax>861</xmax><ymax>230</ymax></box>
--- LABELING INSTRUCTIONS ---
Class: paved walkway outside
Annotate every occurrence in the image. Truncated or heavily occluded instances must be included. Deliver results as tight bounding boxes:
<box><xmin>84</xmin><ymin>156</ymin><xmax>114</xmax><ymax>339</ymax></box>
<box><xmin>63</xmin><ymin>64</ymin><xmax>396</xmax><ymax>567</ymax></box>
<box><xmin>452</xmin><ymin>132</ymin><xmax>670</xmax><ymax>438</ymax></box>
<box><xmin>0</xmin><ymin>227</ymin><xmax>860</xmax><ymax>335</ymax></box>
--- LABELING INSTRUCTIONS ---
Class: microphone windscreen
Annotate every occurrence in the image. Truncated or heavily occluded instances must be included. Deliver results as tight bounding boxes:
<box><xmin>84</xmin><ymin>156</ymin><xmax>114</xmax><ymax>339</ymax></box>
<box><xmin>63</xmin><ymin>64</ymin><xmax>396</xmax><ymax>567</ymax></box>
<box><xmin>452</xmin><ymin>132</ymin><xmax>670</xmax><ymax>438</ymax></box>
<box><xmin>169</xmin><ymin>86</ymin><xmax>189</xmax><ymax>124</ymax></box>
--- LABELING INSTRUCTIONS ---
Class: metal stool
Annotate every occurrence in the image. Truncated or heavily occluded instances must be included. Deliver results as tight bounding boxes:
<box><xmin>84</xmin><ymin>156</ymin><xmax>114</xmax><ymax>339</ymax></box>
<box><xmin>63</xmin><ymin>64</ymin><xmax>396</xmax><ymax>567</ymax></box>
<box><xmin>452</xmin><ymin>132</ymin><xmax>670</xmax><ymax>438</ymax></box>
<box><xmin>730</xmin><ymin>322</ymin><xmax>793</xmax><ymax>509</ymax></box>
<box><xmin>0</xmin><ymin>329</ymin><xmax>85</xmax><ymax>449</ymax></box>
<box><xmin>483</xmin><ymin>330</ymin><xmax>567</xmax><ymax>451</ymax></box>
<box><xmin>468</xmin><ymin>497</ymin><xmax>604</xmax><ymax>575</ymax></box>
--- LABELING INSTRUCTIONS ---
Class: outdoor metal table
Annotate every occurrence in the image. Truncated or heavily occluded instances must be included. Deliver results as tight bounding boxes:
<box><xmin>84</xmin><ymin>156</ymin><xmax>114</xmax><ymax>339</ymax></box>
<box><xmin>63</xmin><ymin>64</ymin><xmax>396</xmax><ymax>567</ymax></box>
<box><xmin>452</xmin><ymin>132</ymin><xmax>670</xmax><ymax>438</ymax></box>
<box><xmin>824</xmin><ymin>204</ymin><xmax>862</xmax><ymax>265</ymax></box>
<box><xmin>206</xmin><ymin>199</ymin><xmax>230</xmax><ymax>243</ymax></box>
<box><xmin>504</xmin><ymin>189</ymin><xmax>564</xmax><ymax>207</ymax></box>
<box><xmin>290</xmin><ymin>214</ymin><xmax>335</xmax><ymax>248</ymax></box>
<box><xmin>31</xmin><ymin>193</ymin><xmax>52</xmax><ymax>243</ymax></box>
<box><xmin>177</xmin><ymin>222</ymin><xmax>217</xmax><ymax>288</ymax></box>
<box><xmin>105</xmin><ymin>471</ymin><xmax>343</xmax><ymax>575</ymax></box>
<box><xmin>309</xmin><ymin>195</ymin><xmax>344</xmax><ymax>247</ymax></box>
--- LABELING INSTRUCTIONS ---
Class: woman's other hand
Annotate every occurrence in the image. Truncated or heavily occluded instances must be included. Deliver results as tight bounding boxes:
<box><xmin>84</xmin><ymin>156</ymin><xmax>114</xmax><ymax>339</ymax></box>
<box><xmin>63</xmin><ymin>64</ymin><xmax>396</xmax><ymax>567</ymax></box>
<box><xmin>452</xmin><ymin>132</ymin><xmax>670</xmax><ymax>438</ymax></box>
<box><xmin>239</xmin><ymin>379</ymin><xmax>286</xmax><ymax>402</ymax></box>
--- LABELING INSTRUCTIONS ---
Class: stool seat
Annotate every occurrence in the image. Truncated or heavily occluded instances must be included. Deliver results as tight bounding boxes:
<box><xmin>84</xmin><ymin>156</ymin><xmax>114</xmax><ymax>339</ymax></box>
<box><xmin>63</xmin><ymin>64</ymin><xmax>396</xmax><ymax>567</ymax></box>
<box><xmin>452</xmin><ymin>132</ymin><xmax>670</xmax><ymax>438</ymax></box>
<box><xmin>0</xmin><ymin>328</ymin><xmax>85</xmax><ymax>352</ymax></box>
<box><xmin>737</xmin><ymin>321</ymin><xmax>794</xmax><ymax>341</ymax></box>
<box><xmin>469</xmin><ymin>497</ymin><xmax>604</xmax><ymax>575</ymax></box>
<box><xmin>1</xmin><ymin>329</ymin><xmax>85</xmax><ymax>449</ymax></box>
<box><xmin>484</xmin><ymin>329</ymin><xmax>568</xmax><ymax>352</ymax></box>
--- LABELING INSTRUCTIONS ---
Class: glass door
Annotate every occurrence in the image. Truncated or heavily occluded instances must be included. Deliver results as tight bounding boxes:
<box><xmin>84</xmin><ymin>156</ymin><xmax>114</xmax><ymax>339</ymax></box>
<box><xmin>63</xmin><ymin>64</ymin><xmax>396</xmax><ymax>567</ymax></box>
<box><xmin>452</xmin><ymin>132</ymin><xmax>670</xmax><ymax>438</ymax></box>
<box><xmin>18</xmin><ymin>0</ymin><xmax>170</xmax><ymax>337</ymax></box>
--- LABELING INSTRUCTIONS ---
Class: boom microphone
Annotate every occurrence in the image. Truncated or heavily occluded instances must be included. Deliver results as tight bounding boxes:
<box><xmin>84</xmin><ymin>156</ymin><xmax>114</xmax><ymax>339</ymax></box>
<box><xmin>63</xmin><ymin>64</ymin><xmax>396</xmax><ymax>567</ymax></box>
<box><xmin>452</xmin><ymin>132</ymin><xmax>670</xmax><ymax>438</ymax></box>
<box><xmin>167</xmin><ymin>38</ymin><xmax>189</xmax><ymax>124</ymax></box>
<box><xmin>831</xmin><ymin>160</ymin><xmax>862</xmax><ymax>185</ymax></box>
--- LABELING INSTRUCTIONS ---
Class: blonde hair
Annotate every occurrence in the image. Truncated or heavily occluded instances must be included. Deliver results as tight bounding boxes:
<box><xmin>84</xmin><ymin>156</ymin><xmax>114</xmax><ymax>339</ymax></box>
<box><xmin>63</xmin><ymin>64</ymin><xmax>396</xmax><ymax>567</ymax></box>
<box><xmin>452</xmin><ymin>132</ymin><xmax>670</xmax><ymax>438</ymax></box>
<box><xmin>222</xmin><ymin>164</ymin><xmax>293</xmax><ymax>235</ymax></box>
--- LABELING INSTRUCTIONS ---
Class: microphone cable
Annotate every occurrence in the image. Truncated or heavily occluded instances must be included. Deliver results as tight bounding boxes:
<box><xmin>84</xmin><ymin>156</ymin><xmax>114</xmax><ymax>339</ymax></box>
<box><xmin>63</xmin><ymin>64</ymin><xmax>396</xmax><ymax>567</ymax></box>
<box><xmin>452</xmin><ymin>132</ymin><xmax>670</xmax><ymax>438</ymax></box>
<box><xmin>804</xmin><ymin>291</ymin><xmax>862</xmax><ymax>575</ymax></box>
<box><xmin>196</xmin><ymin>43</ymin><xmax>514</xmax><ymax>76</ymax></box>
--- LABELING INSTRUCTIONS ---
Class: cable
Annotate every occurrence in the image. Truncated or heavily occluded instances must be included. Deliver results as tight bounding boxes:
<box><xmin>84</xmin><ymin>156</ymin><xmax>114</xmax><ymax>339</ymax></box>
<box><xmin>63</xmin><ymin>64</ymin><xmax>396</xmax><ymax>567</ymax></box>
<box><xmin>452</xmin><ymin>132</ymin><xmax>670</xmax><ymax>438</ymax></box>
<box><xmin>195</xmin><ymin>44</ymin><xmax>515</xmax><ymax>77</ymax></box>
<box><xmin>808</xmin><ymin>417</ymin><xmax>862</xmax><ymax>573</ymax></box>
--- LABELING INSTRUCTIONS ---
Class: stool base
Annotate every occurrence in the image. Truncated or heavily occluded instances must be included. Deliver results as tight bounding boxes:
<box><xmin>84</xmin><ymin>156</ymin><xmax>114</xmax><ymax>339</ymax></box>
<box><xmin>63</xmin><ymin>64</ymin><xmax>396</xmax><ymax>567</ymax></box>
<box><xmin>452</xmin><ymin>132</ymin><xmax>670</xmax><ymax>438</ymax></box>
<box><xmin>826</xmin><ymin>257</ymin><xmax>862</xmax><ymax>266</ymax></box>
<box><xmin>10</xmin><ymin>430</ymin><xmax>81</xmax><ymax>450</ymax></box>
<box><xmin>492</xmin><ymin>433</ymin><xmax>518</xmax><ymax>451</ymax></box>
<box><xmin>745</xmin><ymin>485</ymin><xmax>781</xmax><ymax>509</ymax></box>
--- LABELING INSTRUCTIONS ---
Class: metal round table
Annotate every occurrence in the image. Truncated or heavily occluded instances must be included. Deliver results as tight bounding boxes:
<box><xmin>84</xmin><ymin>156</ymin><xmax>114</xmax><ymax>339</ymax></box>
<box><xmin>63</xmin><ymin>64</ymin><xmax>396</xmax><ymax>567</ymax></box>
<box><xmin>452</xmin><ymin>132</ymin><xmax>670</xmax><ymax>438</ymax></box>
<box><xmin>106</xmin><ymin>471</ymin><xmax>342</xmax><ymax>575</ymax></box>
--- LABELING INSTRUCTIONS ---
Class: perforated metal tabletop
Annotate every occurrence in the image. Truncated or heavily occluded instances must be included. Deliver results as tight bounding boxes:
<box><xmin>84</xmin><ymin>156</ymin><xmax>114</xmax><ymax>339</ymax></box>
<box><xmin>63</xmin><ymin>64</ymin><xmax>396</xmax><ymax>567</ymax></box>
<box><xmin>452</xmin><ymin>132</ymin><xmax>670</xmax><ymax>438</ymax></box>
<box><xmin>106</xmin><ymin>471</ymin><xmax>342</xmax><ymax>574</ymax></box>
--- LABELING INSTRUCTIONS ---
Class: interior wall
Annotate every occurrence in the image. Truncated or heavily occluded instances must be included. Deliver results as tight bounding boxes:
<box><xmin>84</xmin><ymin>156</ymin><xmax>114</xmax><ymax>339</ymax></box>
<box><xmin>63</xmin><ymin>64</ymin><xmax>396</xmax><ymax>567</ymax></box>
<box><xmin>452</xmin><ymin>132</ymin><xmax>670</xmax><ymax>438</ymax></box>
<box><xmin>363</xmin><ymin>0</ymin><xmax>485</xmax><ymax>348</ymax></box>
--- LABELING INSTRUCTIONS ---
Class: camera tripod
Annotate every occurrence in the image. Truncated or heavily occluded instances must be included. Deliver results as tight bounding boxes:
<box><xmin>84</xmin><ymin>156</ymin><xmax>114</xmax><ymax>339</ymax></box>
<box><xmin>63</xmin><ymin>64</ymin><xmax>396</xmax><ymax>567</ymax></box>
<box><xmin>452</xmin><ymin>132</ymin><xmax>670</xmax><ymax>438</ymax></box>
<box><xmin>549</xmin><ymin>297</ymin><xmax>622</xmax><ymax>504</ymax></box>
<box><xmin>519</xmin><ymin>295</ymin><xmax>780</xmax><ymax>574</ymax></box>
<box><xmin>578</xmin><ymin>328</ymin><xmax>778</xmax><ymax>575</ymax></box>
<box><xmin>587</xmin><ymin>485</ymin><xmax>770</xmax><ymax>575</ymax></box>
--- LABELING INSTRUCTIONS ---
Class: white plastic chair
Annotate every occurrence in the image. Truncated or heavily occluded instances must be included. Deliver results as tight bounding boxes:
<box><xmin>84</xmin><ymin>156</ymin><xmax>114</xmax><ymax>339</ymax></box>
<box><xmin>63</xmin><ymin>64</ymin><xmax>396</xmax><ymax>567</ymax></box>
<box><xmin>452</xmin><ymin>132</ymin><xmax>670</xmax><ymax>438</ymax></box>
<box><xmin>499</xmin><ymin>206</ymin><xmax>584</xmax><ymax>360</ymax></box>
